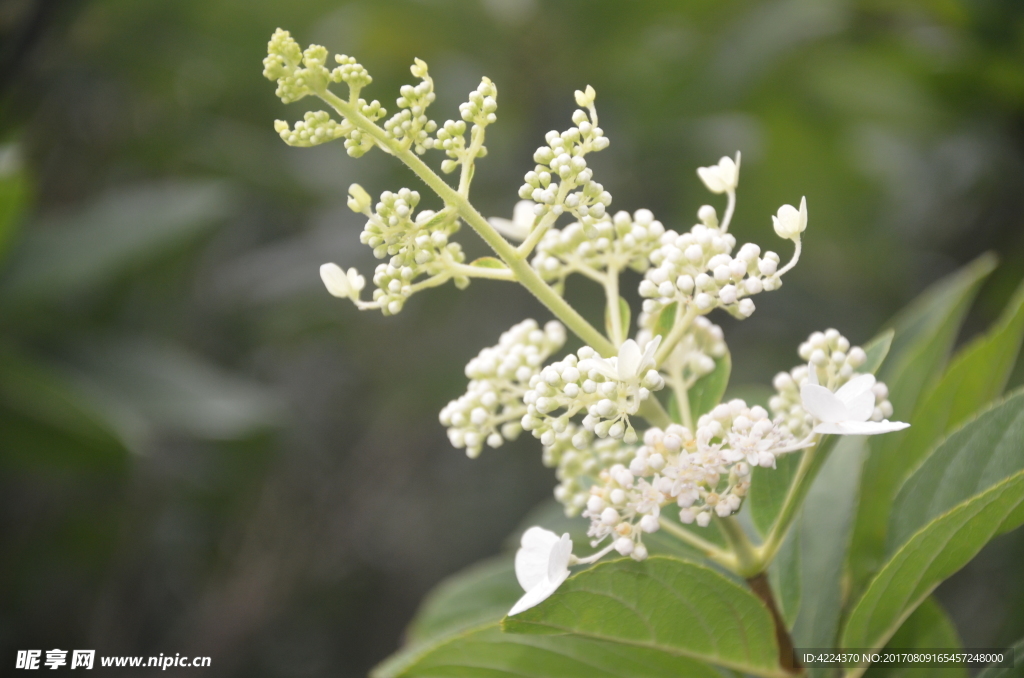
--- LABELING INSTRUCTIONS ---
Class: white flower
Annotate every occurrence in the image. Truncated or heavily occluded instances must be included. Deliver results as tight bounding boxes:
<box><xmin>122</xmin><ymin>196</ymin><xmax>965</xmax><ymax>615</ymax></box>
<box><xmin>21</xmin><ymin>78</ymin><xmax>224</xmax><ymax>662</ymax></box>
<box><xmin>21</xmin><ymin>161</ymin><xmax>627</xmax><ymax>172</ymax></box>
<box><xmin>320</xmin><ymin>263</ymin><xmax>366</xmax><ymax>300</ymax></box>
<box><xmin>489</xmin><ymin>200</ymin><xmax>536</xmax><ymax>241</ymax></box>
<box><xmin>800</xmin><ymin>368</ymin><xmax>909</xmax><ymax>435</ymax></box>
<box><xmin>772</xmin><ymin>197</ymin><xmax>808</xmax><ymax>241</ymax></box>
<box><xmin>697</xmin><ymin>152</ymin><xmax>740</xmax><ymax>194</ymax></box>
<box><xmin>509</xmin><ymin>527</ymin><xmax>572</xmax><ymax>616</ymax></box>
<box><xmin>581</xmin><ymin>335</ymin><xmax>662</xmax><ymax>385</ymax></box>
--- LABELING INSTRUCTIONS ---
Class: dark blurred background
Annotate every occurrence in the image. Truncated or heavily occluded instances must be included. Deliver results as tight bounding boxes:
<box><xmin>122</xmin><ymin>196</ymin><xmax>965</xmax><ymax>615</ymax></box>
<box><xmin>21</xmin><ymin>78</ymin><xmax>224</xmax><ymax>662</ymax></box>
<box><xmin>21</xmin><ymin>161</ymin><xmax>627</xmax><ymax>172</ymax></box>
<box><xmin>1</xmin><ymin>0</ymin><xmax>1023</xmax><ymax>675</ymax></box>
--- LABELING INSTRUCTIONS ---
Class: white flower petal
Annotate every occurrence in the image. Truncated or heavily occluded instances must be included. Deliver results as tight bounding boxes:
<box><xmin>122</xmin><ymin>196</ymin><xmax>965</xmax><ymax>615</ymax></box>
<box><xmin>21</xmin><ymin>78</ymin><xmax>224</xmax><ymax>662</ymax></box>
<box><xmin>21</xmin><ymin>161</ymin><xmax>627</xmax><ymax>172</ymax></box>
<box><xmin>835</xmin><ymin>374</ymin><xmax>875</xmax><ymax>404</ymax></box>
<box><xmin>488</xmin><ymin>217</ymin><xmax>527</xmax><ymax>241</ymax></box>
<box><xmin>508</xmin><ymin>575</ymin><xmax>564</xmax><ymax>616</ymax></box>
<box><xmin>844</xmin><ymin>390</ymin><xmax>876</xmax><ymax>423</ymax></box>
<box><xmin>579</xmin><ymin>357</ymin><xmax>618</xmax><ymax>381</ymax></box>
<box><xmin>515</xmin><ymin>527</ymin><xmax>560</xmax><ymax>591</ymax></box>
<box><xmin>547</xmin><ymin>533</ymin><xmax>572</xmax><ymax>582</ymax></box>
<box><xmin>697</xmin><ymin>166</ymin><xmax>727</xmax><ymax>194</ymax></box>
<box><xmin>320</xmin><ymin>263</ymin><xmax>351</xmax><ymax>298</ymax></box>
<box><xmin>813</xmin><ymin>420</ymin><xmax>910</xmax><ymax>436</ymax></box>
<box><xmin>638</xmin><ymin>335</ymin><xmax>662</xmax><ymax>374</ymax></box>
<box><xmin>512</xmin><ymin>200</ymin><xmax>535</xmax><ymax>230</ymax></box>
<box><xmin>617</xmin><ymin>340</ymin><xmax>642</xmax><ymax>382</ymax></box>
<box><xmin>800</xmin><ymin>383</ymin><xmax>850</xmax><ymax>423</ymax></box>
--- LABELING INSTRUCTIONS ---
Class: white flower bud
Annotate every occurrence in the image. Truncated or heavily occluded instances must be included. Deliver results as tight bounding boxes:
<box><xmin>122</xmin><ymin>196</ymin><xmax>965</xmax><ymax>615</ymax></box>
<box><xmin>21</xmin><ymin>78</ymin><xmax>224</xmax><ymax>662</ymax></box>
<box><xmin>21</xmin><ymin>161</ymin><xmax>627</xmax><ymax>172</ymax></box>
<box><xmin>772</xmin><ymin>196</ymin><xmax>808</xmax><ymax>240</ymax></box>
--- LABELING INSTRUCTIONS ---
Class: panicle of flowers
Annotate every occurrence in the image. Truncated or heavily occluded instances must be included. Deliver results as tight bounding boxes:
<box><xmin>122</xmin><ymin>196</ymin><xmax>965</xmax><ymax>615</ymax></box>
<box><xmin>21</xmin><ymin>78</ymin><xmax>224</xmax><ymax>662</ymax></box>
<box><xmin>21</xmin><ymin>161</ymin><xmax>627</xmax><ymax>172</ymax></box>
<box><xmin>639</xmin><ymin>204</ymin><xmax>785</xmax><ymax>320</ymax></box>
<box><xmin>432</xmin><ymin>78</ymin><xmax>498</xmax><ymax>175</ymax></box>
<box><xmin>518</xmin><ymin>87</ymin><xmax>611</xmax><ymax>237</ymax></box>
<box><xmin>440</xmin><ymin>320</ymin><xmax>566</xmax><ymax>458</ymax></box>
<box><xmin>770</xmin><ymin>329</ymin><xmax>893</xmax><ymax>437</ymax></box>
<box><xmin>382</xmin><ymin>59</ymin><xmax>438</xmax><ymax>155</ymax></box>
<box><xmin>580</xmin><ymin>399</ymin><xmax>813</xmax><ymax>559</ymax></box>
<box><xmin>521</xmin><ymin>338</ymin><xmax>665</xmax><ymax>448</ymax></box>
<box><xmin>541</xmin><ymin>424</ymin><xmax>636</xmax><ymax>516</ymax></box>
<box><xmin>354</xmin><ymin>188</ymin><xmax>465</xmax><ymax>315</ymax></box>
<box><xmin>531</xmin><ymin>209</ymin><xmax>664</xmax><ymax>290</ymax></box>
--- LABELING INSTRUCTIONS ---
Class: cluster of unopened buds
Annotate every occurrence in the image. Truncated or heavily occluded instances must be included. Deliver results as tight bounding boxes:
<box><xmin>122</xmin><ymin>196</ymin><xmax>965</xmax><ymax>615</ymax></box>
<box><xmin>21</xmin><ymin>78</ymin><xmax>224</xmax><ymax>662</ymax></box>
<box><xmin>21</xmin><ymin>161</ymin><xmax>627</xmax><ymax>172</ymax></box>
<box><xmin>263</xmin><ymin>32</ymin><xmax>909</xmax><ymax>619</ymax></box>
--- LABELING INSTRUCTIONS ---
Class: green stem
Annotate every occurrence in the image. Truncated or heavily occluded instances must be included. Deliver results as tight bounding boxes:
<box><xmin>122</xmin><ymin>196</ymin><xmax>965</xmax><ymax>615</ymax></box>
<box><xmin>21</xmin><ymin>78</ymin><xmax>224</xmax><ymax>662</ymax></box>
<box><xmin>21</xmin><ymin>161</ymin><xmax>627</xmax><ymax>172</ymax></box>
<box><xmin>715</xmin><ymin>516</ymin><xmax>760</xmax><ymax>577</ymax></box>
<box><xmin>655</xmin><ymin>305</ymin><xmax>698</xmax><ymax>366</ymax></box>
<box><xmin>756</xmin><ymin>437</ymin><xmax>823</xmax><ymax>566</ymax></box>
<box><xmin>637</xmin><ymin>397</ymin><xmax>672</xmax><ymax>428</ymax></box>
<box><xmin>448</xmin><ymin>262</ymin><xmax>516</xmax><ymax>281</ymax></box>
<box><xmin>668</xmin><ymin>365</ymin><xmax>694</xmax><ymax>429</ymax></box>
<box><xmin>657</xmin><ymin>517</ymin><xmax>736</xmax><ymax>571</ymax></box>
<box><xmin>321</xmin><ymin>89</ymin><xmax>616</xmax><ymax>358</ymax></box>
<box><xmin>605</xmin><ymin>266</ymin><xmax>623</xmax><ymax>346</ymax></box>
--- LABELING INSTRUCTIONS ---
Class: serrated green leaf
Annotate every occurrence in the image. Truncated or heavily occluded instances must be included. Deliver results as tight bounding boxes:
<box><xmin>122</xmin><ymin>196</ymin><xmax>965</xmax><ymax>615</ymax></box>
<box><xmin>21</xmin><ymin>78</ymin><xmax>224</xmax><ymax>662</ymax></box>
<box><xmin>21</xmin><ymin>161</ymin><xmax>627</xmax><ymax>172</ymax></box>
<box><xmin>976</xmin><ymin>636</ymin><xmax>1024</xmax><ymax>678</ymax></box>
<box><xmin>502</xmin><ymin>556</ymin><xmax>785</xmax><ymax>677</ymax></box>
<box><xmin>374</xmin><ymin>623</ymin><xmax>725</xmax><ymax>678</ymax></box>
<box><xmin>848</xmin><ymin>253</ymin><xmax>996</xmax><ymax>593</ymax></box>
<box><xmin>605</xmin><ymin>296</ymin><xmax>631</xmax><ymax>343</ymax></box>
<box><xmin>863</xmin><ymin>598</ymin><xmax>967</xmax><ymax>678</ymax></box>
<box><xmin>469</xmin><ymin>256</ymin><xmax>508</xmax><ymax>269</ymax></box>
<box><xmin>840</xmin><ymin>470</ymin><xmax>1024</xmax><ymax>663</ymax></box>
<box><xmin>689</xmin><ymin>350</ymin><xmax>731</xmax><ymax>420</ymax></box>
<box><xmin>889</xmin><ymin>389</ymin><xmax>1024</xmax><ymax>551</ymax></box>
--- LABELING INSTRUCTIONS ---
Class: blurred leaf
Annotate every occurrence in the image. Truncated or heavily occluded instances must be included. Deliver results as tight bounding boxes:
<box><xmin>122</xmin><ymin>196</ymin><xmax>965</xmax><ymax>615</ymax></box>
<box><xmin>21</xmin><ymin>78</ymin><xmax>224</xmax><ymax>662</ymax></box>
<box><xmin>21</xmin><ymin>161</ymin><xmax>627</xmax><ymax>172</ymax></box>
<box><xmin>889</xmin><ymin>389</ymin><xmax>1024</xmax><ymax>550</ymax></box>
<box><xmin>841</xmin><ymin>470</ymin><xmax>1024</xmax><ymax>655</ymax></box>
<box><xmin>860</xmin><ymin>329</ymin><xmax>894</xmax><ymax>375</ymax></box>
<box><xmin>0</xmin><ymin>181</ymin><xmax>233</xmax><ymax>302</ymax></box>
<box><xmin>0</xmin><ymin>144</ymin><xmax>29</xmax><ymax>262</ymax></box>
<box><xmin>849</xmin><ymin>253</ymin><xmax>996</xmax><ymax>592</ymax></box>
<box><xmin>0</xmin><ymin>345</ymin><xmax>121</xmax><ymax>448</ymax></box>
<box><xmin>977</xmin><ymin>637</ymin><xmax>1024</xmax><ymax>678</ymax></box>
<box><xmin>67</xmin><ymin>338</ymin><xmax>281</xmax><ymax>452</ymax></box>
<box><xmin>864</xmin><ymin>597</ymin><xmax>966</xmax><ymax>678</ymax></box>
<box><xmin>688</xmin><ymin>350</ymin><xmax>731</xmax><ymax>420</ymax></box>
<box><xmin>502</xmin><ymin>557</ymin><xmax>782</xmax><ymax>676</ymax></box>
<box><xmin>374</xmin><ymin>624</ymin><xmax>724</xmax><ymax>678</ymax></box>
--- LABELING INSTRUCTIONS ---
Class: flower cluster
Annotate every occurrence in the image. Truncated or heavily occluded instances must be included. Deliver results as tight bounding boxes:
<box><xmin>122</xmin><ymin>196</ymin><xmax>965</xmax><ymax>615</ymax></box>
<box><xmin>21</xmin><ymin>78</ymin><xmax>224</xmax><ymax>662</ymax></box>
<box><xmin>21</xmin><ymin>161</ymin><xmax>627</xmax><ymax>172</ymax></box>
<box><xmin>521</xmin><ymin>338</ymin><xmax>664</xmax><ymax>447</ymax></box>
<box><xmin>357</xmin><ymin>189</ymin><xmax>465</xmax><ymax>315</ymax></box>
<box><xmin>440</xmin><ymin>320</ymin><xmax>566</xmax><ymax>458</ymax></box>
<box><xmin>638</xmin><ymin>209</ymin><xmax>784</xmax><ymax>319</ymax></box>
<box><xmin>531</xmin><ymin>209</ymin><xmax>664</xmax><ymax>287</ymax></box>
<box><xmin>541</xmin><ymin>424</ymin><xmax>635</xmax><ymax>516</ymax></box>
<box><xmin>382</xmin><ymin>59</ymin><xmax>438</xmax><ymax>155</ymax></box>
<box><xmin>518</xmin><ymin>87</ymin><xmax>610</xmax><ymax>222</ymax></box>
<box><xmin>770</xmin><ymin>329</ymin><xmax>894</xmax><ymax>437</ymax></box>
<box><xmin>580</xmin><ymin>401</ymin><xmax>813</xmax><ymax>559</ymax></box>
<box><xmin>431</xmin><ymin>78</ymin><xmax>498</xmax><ymax>175</ymax></box>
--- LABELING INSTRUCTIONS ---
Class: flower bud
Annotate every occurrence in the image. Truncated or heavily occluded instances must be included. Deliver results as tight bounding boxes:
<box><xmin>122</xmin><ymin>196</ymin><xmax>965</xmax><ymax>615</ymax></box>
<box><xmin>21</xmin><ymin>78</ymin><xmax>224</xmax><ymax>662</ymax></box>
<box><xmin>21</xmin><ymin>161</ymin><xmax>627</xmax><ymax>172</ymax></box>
<box><xmin>347</xmin><ymin>183</ymin><xmax>372</xmax><ymax>213</ymax></box>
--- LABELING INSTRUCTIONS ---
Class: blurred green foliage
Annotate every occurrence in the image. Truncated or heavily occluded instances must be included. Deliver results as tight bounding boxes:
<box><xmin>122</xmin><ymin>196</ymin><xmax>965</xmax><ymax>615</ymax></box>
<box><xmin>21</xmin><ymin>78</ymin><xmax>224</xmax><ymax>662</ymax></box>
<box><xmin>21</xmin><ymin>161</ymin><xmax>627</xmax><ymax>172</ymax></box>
<box><xmin>1</xmin><ymin>0</ymin><xmax>1023</xmax><ymax>675</ymax></box>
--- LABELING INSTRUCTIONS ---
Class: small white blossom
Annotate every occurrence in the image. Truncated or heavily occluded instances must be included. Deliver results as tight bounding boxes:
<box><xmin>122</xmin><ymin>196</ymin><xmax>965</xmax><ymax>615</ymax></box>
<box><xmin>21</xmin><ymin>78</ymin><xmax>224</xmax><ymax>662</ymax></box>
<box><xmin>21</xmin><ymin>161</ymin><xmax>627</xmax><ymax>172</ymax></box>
<box><xmin>509</xmin><ymin>527</ymin><xmax>572</xmax><ymax>616</ymax></box>
<box><xmin>488</xmin><ymin>200</ymin><xmax>535</xmax><ymax>242</ymax></box>
<box><xmin>772</xmin><ymin>197</ymin><xmax>808</xmax><ymax>241</ymax></box>
<box><xmin>801</xmin><ymin>368</ymin><xmax>909</xmax><ymax>435</ymax></box>
<box><xmin>319</xmin><ymin>263</ymin><xmax>365</xmax><ymax>300</ymax></box>
<box><xmin>697</xmin><ymin>153</ymin><xmax>740</xmax><ymax>194</ymax></box>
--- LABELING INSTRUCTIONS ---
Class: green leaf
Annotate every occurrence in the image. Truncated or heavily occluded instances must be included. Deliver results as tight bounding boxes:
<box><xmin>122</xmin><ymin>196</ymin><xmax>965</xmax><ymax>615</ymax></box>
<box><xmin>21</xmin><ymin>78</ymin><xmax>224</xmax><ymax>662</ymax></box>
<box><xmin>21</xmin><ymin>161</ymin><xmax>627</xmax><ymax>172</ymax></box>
<box><xmin>977</xmin><ymin>636</ymin><xmax>1024</xmax><ymax>678</ymax></box>
<box><xmin>688</xmin><ymin>350</ymin><xmax>731</xmax><ymax>420</ymax></box>
<box><xmin>605</xmin><ymin>296</ymin><xmax>631</xmax><ymax>343</ymax></box>
<box><xmin>792</xmin><ymin>435</ymin><xmax>867</xmax><ymax>664</ymax></box>
<box><xmin>0</xmin><ymin>143</ymin><xmax>30</xmax><ymax>262</ymax></box>
<box><xmin>406</xmin><ymin>556</ymin><xmax>521</xmax><ymax>645</ymax></box>
<box><xmin>653</xmin><ymin>302</ymin><xmax>677</xmax><ymax>338</ymax></box>
<box><xmin>863</xmin><ymin>598</ymin><xmax>967</xmax><ymax>678</ymax></box>
<box><xmin>840</xmin><ymin>469</ymin><xmax>1024</xmax><ymax>656</ymax></box>
<box><xmin>768</xmin><ymin>527</ymin><xmax>800</xmax><ymax>629</ymax></box>
<box><xmin>848</xmin><ymin>253</ymin><xmax>996</xmax><ymax>593</ymax></box>
<box><xmin>0</xmin><ymin>181</ymin><xmax>232</xmax><ymax>303</ymax></box>
<box><xmin>860</xmin><ymin>329</ymin><xmax>894</xmax><ymax>375</ymax></box>
<box><xmin>889</xmin><ymin>389</ymin><xmax>1024</xmax><ymax>551</ymax></box>
<box><xmin>883</xmin><ymin>280</ymin><xmax>1024</xmax><ymax>537</ymax></box>
<box><xmin>374</xmin><ymin>624</ymin><xmax>725</xmax><ymax>678</ymax></box>
<box><xmin>502</xmin><ymin>556</ymin><xmax>784</xmax><ymax>676</ymax></box>
<box><xmin>469</xmin><ymin>256</ymin><xmax>508</xmax><ymax>269</ymax></box>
